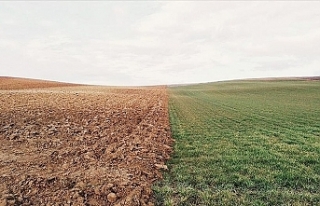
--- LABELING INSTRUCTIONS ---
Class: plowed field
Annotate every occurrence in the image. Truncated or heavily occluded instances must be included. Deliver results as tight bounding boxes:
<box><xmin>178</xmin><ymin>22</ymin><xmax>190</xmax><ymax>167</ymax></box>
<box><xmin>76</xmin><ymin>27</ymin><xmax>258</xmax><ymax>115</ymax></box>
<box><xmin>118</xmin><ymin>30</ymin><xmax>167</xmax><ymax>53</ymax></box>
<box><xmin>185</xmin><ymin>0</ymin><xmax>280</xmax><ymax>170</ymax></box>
<box><xmin>0</xmin><ymin>83</ymin><xmax>172</xmax><ymax>206</ymax></box>
<box><xmin>0</xmin><ymin>77</ymin><xmax>78</xmax><ymax>90</ymax></box>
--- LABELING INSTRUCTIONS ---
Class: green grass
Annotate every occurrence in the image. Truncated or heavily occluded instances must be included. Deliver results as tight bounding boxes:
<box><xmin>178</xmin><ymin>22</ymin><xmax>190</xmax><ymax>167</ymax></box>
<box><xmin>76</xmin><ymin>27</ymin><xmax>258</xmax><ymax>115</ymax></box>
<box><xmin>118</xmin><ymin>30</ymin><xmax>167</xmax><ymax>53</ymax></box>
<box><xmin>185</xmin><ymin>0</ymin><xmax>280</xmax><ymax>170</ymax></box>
<box><xmin>154</xmin><ymin>80</ymin><xmax>320</xmax><ymax>205</ymax></box>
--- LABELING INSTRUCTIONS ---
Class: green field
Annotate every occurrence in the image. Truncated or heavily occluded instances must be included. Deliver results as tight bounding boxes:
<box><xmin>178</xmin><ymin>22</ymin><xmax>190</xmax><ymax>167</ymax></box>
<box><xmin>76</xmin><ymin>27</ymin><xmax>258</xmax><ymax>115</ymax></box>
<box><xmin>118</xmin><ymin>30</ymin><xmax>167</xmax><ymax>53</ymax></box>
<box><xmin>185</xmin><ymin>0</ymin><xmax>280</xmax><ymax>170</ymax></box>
<box><xmin>154</xmin><ymin>80</ymin><xmax>320</xmax><ymax>205</ymax></box>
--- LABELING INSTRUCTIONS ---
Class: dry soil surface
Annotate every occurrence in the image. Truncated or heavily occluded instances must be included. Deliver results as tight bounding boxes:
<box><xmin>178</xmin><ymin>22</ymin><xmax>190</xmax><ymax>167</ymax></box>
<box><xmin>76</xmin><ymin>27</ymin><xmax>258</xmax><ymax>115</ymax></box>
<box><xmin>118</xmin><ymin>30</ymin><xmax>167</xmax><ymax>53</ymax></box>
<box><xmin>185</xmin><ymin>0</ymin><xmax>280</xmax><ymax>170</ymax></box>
<box><xmin>0</xmin><ymin>83</ymin><xmax>172</xmax><ymax>206</ymax></box>
<box><xmin>0</xmin><ymin>77</ymin><xmax>79</xmax><ymax>90</ymax></box>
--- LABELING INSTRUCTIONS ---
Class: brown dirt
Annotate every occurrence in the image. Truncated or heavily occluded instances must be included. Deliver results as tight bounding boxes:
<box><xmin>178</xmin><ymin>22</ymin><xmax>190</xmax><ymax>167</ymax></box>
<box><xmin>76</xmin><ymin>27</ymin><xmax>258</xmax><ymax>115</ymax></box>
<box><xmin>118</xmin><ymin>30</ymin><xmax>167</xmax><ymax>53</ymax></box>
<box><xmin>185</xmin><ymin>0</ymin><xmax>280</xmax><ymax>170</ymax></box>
<box><xmin>0</xmin><ymin>82</ymin><xmax>173</xmax><ymax>205</ymax></box>
<box><xmin>0</xmin><ymin>76</ymin><xmax>80</xmax><ymax>90</ymax></box>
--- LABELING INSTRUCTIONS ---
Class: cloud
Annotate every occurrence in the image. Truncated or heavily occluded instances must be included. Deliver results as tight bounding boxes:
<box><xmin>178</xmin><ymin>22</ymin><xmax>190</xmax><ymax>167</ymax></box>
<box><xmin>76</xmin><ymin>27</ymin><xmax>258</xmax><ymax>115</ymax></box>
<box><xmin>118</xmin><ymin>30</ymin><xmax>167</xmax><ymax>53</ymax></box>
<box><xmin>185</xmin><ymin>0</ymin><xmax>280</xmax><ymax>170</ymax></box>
<box><xmin>0</xmin><ymin>2</ymin><xmax>319</xmax><ymax>85</ymax></box>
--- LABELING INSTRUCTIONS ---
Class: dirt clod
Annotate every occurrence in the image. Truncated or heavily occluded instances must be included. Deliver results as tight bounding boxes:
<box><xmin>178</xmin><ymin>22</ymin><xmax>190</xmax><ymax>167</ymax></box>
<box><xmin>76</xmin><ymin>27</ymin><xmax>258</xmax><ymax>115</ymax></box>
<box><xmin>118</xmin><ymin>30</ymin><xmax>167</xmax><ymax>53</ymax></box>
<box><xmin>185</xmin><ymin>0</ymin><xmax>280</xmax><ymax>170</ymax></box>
<box><xmin>107</xmin><ymin>192</ymin><xmax>117</xmax><ymax>203</ymax></box>
<box><xmin>154</xmin><ymin>164</ymin><xmax>168</xmax><ymax>170</ymax></box>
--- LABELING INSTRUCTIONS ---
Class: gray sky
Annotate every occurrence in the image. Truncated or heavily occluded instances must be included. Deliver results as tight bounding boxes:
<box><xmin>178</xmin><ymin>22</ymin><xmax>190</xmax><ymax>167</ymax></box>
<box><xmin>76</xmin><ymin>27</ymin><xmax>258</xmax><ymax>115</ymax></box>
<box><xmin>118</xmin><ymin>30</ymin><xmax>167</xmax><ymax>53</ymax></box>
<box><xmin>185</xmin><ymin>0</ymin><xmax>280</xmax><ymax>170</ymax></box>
<box><xmin>1</xmin><ymin>1</ymin><xmax>320</xmax><ymax>86</ymax></box>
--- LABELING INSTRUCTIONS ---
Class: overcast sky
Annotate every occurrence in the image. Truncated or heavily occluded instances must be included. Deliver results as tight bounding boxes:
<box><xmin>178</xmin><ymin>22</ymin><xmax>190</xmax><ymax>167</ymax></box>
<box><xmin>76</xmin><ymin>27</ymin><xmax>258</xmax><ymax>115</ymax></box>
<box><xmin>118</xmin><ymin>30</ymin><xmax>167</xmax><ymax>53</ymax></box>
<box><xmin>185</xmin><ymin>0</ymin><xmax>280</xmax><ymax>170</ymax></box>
<box><xmin>1</xmin><ymin>2</ymin><xmax>320</xmax><ymax>86</ymax></box>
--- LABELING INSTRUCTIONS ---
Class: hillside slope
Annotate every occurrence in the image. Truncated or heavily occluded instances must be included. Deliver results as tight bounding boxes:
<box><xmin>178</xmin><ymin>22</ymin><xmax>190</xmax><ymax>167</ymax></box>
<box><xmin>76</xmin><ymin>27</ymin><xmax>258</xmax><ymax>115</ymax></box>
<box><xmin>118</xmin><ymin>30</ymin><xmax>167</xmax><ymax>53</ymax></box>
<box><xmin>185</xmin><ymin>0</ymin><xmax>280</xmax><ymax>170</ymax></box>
<box><xmin>0</xmin><ymin>76</ymin><xmax>79</xmax><ymax>90</ymax></box>
<box><xmin>155</xmin><ymin>79</ymin><xmax>320</xmax><ymax>205</ymax></box>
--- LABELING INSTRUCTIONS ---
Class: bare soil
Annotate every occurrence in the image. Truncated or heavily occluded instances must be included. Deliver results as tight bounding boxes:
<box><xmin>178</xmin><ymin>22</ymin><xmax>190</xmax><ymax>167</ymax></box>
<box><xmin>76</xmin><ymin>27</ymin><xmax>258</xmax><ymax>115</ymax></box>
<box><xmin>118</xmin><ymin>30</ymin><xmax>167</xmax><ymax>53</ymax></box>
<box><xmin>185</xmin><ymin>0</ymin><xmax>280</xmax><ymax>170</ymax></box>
<box><xmin>0</xmin><ymin>81</ymin><xmax>172</xmax><ymax>206</ymax></box>
<box><xmin>0</xmin><ymin>77</ymin><xmax>79</xmax><ymax>90</ymax></box>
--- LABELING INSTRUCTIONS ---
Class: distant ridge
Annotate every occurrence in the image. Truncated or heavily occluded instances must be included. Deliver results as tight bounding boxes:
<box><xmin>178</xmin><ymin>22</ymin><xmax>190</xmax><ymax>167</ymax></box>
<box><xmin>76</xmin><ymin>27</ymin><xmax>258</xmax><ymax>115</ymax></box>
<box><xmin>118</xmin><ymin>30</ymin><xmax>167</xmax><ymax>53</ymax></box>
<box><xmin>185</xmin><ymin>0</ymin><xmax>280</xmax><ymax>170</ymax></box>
<box><xmin>0</xmin><ymin>76</ymin><xmax>81</xmax><ymax>90</ymax></box>
<box><xmin>242</xmin><ymin>76</ymin><xmax>320</xmax><ymax>81</ymax></box>
<box><xmin>168</xmin><ymin>76</ymin><xmax>320</xmax><ymax>87</ymax></box>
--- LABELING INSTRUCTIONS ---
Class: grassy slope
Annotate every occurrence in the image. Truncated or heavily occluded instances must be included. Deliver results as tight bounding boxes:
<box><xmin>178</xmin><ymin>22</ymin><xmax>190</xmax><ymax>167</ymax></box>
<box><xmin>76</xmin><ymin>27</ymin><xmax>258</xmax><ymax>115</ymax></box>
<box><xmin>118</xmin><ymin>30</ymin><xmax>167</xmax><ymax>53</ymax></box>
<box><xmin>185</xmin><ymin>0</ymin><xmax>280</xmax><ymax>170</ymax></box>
<box><xmin>154</xmin><ymin>80</ymin><xmax>320</xmax><ymax>205</ymax></box>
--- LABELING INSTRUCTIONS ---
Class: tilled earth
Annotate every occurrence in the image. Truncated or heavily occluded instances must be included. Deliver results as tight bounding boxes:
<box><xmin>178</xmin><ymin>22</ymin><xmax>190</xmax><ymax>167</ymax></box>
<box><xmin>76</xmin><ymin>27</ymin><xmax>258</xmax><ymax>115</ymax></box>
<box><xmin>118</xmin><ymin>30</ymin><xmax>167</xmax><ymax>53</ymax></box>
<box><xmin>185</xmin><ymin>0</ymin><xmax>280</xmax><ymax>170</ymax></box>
<box><xmin>0</xmin><ymin>85</ymin><xmax>173</xmax><ymax>206</ymax></box>
<box><xmin>0</xmin><ymin>77</ymin><xmax>78</xmax><ymax>90</ymax></box>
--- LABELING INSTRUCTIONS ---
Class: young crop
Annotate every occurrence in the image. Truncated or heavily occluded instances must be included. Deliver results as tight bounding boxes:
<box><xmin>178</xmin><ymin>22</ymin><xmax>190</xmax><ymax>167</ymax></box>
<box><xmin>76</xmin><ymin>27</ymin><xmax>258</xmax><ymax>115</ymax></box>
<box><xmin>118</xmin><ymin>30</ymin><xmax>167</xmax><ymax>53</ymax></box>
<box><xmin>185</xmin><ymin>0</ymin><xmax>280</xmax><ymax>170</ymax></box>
<box><xmin>155</xmin><ymin>80</ymin><xmax>320</xmax><ymax>205</ymax></box>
